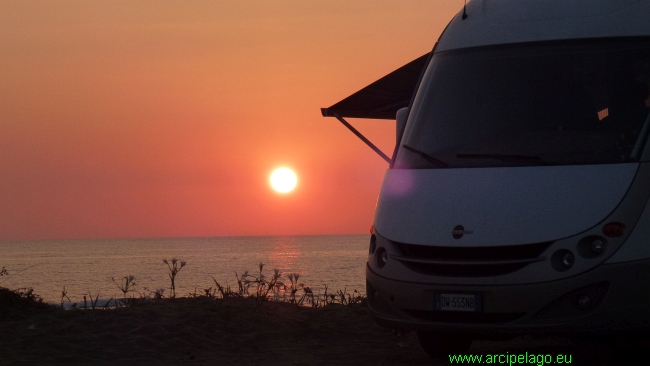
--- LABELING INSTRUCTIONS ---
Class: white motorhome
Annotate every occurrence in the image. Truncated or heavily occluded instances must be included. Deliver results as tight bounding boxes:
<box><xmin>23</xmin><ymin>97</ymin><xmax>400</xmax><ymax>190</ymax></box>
<box><xmin>321</xmin><ymin>0</ymin><xmax>650</xmax><ymax>357</ymax></box>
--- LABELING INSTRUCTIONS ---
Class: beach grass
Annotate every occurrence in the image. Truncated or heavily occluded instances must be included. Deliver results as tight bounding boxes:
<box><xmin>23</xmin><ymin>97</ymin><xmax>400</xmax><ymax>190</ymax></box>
<box><xmin>0</xmin><ymin>260</ymin><xmax>417</xmax><ymax>365</ymax></box>
<box><xmin>1</xmin><ymin>259</ymin><xmax>366</xmax><ymax>313</ymax></box>
<box><xmin>2</xmin><ymin>261</ymin><xmax>648</xmax><ymax>365</ymax></box>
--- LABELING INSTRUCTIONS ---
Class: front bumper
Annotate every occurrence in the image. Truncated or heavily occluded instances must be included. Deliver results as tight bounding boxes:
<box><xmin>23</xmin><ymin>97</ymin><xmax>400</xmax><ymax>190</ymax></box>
<box><xmin>366</xmin><ymin>258</ymin><xmax>650</xmax><ymax>338</ymax></box>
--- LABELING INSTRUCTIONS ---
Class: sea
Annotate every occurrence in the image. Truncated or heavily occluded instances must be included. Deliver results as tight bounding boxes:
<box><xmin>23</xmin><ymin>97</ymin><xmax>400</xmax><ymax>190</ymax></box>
<box><xmin>0</xmin><ymin>235</ymin><xmax>370</xmax><ymax>306</ymax></box>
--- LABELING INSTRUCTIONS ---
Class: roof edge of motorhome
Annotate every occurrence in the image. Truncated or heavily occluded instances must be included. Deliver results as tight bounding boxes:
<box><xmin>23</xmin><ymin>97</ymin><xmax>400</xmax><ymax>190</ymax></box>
<box><xmin>436</xmin><ymin>0</ymin><xmax>650</xmax><ymax>52</ymax></box>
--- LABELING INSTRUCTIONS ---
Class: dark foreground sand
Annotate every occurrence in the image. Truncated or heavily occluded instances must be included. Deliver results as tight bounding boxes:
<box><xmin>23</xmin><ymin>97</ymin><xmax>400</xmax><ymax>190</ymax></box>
<box><xmin>0</xmin><ymin>295</ymin><xmax>647</xmax><ymax>365</ymax></box>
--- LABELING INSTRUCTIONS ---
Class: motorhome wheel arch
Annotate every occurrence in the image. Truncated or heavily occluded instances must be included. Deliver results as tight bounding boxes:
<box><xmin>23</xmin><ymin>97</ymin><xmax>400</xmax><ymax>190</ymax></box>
<box><xmin>321</xmin><ymin>0</ymin><xmax>650</xmax><ymax>356</ymax></box>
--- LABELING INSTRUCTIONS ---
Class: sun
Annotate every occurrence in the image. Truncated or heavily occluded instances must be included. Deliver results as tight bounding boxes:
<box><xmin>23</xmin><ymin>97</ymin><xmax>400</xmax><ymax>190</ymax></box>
<box><xmin>270</xmin><ymin>167</ymin><xmax>297</xmax><ymax>193</ymax></box>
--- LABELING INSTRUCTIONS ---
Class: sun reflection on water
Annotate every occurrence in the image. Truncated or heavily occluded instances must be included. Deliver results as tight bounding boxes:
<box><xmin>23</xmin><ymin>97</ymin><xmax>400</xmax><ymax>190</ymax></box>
<box><xmin>268</xmin><ymin>236</ymin><xmax>302</xmax><ymax>275</ymax></box>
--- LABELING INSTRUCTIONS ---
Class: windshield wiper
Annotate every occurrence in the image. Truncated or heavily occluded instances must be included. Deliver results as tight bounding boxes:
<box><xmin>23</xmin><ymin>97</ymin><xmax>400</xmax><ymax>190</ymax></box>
<box><xmin>403</xmin><ymin>145</ymin><xmax>448</xmax><ymax>167</ymax></box>
<box><xmin>456</xmin><ymin>153</ymin><xmax>547</xmax><ymax>165</ymax></box>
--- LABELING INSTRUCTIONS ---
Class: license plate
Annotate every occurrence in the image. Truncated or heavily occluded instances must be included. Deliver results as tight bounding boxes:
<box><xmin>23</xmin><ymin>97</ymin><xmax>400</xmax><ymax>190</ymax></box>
<box><xmin>435</xmin><ymin>293</ymin><xmax>482</xmax><ymax>312</ymax></box>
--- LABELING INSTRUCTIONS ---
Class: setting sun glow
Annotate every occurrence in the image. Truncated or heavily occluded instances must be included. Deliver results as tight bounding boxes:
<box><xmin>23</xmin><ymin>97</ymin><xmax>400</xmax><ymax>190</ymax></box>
<box><xmin>0</xmin><ymin>1</ymin><xmax>464</xmax><ymax>240</ymax></box>
<box><xmin>270</xmin><ymin>168</ymin><xmax>298</xmax><ymax>193</ymax></box>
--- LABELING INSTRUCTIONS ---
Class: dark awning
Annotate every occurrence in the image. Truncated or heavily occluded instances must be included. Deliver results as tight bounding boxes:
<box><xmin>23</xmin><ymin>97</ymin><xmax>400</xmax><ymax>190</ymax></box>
<box><xmin>321</xmin><ymin>53</ymin><xmax>430</xmax><ymax>120</ymax></box>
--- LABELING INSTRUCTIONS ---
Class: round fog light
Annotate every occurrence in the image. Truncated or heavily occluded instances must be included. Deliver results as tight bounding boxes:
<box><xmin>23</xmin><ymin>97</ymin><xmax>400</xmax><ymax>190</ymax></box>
<box><xmin>562</xmin><ymin>252</ymin><xmax>574</xmax><ymax>268</ymax></box>
<box><xmin>551</xmin><ymin>249</ymin><xmax>575</xmax><ymax>272</ymax></box>
<box><xmin>591</xmin><ymin>238</ymin><xmax>605</xmax><ymax>254</ymax></box>
<box><xmin>375</xmin><ymin>247</ymin><xmax>388</xmax><ymax>268</ymax></box>
<box><xmin>577</xmin><ymin>235</ymin><xmax>608</xmax><ymax>258</ymax></box>
<box><xmin>578</xmin><ymin>295</ymin><xmax>592</xmax><ymax>310</ymax></box>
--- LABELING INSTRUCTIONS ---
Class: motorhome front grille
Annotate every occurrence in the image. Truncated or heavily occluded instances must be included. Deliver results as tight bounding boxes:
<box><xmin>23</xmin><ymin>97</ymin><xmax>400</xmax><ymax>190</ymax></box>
<box><xmin>392</xmin><ymin>241</ymin><xmax>553</xmax><ymax>277</ymax></box>
<box><xmin>401</xmin><ymin>309</ymin><xmax>526</xmax><ymax>324</ymax></box>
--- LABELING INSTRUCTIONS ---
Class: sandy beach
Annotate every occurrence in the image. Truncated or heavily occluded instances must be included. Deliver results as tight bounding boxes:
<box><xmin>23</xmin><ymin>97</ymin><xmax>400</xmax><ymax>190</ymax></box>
<box><xmin>0</xmin><ymin>288</ymin><xmax>647</xmax><ymax>366</ymax></box>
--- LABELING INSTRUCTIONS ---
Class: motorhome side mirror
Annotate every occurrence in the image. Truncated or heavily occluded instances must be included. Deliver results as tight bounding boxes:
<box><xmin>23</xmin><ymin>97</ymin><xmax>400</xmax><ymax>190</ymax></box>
<box><xmin>396</xmin><ymin>107</ymin><xmax>409</xmax><ymax>145</ymax></box>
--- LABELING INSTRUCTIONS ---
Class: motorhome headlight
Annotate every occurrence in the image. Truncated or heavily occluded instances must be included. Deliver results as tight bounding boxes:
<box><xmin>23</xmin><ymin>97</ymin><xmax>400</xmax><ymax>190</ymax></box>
<box><xmin>551</xmin><ymin>250</ymin><xmax>574</xmax><ymax>271</ymax></box>
<box><xmin>375</xmin><ymin>247</ymin><xmax>388</xmax><ymax>268</ymax></box>
<box><xmin>577</xmin><ymin>235</ymin><xmax>608</xmax><ymax>258</ymax></box>
<box><xmin>369</xmin><ymin>235</ymin><xmax>377</xmax><ymax>255</ymax></box>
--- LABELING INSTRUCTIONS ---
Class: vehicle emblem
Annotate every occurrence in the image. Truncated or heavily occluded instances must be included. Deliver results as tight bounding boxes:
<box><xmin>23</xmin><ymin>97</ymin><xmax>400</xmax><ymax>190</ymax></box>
<box><xmin>452</xmin><ymin>225</ymin><xmax>473</xmax><ymax>239</ymax></box>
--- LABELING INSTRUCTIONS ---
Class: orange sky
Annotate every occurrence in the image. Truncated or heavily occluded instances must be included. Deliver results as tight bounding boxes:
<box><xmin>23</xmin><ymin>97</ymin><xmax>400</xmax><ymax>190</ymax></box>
<box><xmin>0</xmin><ymin>0</ymin><xmax>464</xmax><ymax>240</ymax></box>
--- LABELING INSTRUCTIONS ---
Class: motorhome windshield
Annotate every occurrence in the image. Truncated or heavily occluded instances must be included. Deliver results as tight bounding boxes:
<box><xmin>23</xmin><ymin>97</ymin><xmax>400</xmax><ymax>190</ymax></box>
<box><xmin>395</xmin><ymin>37</ymin><xmax>650</xmax><ymax>169</ymax></box>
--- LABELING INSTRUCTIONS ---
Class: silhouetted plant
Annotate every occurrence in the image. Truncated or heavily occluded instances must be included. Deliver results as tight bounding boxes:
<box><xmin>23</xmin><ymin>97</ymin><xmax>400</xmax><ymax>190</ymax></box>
<box><xmin>234</xmin><ymin>270</ymin><xmax>251</xmax><ymax>296</ymax></box>
<box><xmin>112</xmin><ymin>275</ymin><xmax>136</xmax><ymax>306</ymax></box>
<box><xmin>143</xmin><ymin>286</ymin><xmax>165</xmax><ymax>300</ymax></box>
<box><xmin>86</xmin><ymin>291</ymin><xmax>101</xmax><ymax>309</ymax></box>
<box><xmin>60</xmin><ymin>286</ymin><xmax>72</xmax><ymax>309</ymax></box>
<box><xmin>163</xmin><ymin>258</ymin><xmax>186</xmax><ymax>298</ymax></box>
<box><xmin>240</xmin><ymin>263</ymin><xmax>284</xmax><ymax>306</ymax></box>
<box><xmin>212</xmin><ymin>264</ymin><xmax>367</xmax><ymax>308</ymax></box>
<box><xmin>285</xmin><ymin>273</ymin><xmax>303</xmax><ymax>304</ymax></box>
<box><xmin>102</xmin><ymin>297</ymin><xmax>114</xmax><ymax>309</ymax></box>
<box><xmin>298</xmin><ymin>286</ymin><xmax>315</xmax><ymax>306</ymax></box>
<box><xmin>202</xmin><ymin>287</ymin><xmax>216</xmax><ymax>298</ymax></box>
<box><xmin>211</xmin><ymin>276</ymin><xmax>240</xmax><ymax>299</ymax></box>
<box><xmin>0</xmin><ymin>287</ymin><xmax>52</xmax><ymax>320</ymax></box>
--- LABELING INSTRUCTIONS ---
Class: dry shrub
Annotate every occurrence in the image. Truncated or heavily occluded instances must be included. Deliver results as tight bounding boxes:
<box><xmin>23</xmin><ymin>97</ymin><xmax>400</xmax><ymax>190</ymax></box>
<box><xmin>0</xmin><ymin>287</ymin><xmax>54</xmax><ymax>320</ymax></box>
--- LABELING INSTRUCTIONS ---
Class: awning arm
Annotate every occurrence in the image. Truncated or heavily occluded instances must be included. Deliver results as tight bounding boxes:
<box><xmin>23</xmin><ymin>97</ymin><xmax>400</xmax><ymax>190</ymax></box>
<box><xmin>332</xmin><ymin>113</ymin><xmax>392</xmax><ymax>164</ymax></box>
